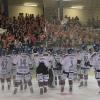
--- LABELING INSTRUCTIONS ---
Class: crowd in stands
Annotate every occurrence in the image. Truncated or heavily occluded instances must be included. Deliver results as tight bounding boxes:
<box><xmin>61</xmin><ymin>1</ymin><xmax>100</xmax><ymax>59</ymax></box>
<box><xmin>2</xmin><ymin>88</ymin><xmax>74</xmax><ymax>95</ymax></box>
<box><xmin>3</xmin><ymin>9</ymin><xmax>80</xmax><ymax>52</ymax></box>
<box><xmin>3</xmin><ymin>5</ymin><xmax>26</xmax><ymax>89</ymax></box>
<box><xmin>0</xmin><ymin>13</ymin><xmax>46</xmax><ymax>51</ymax></box>
<box><xmin>46</xmin><ymin>16</ymin><xmax>100</xmax><ymax>48</ymax></box>
<box><xmin>0</xmin><ymin>12</ymin><xmax>100</xmax><ymax>53</ymax></box>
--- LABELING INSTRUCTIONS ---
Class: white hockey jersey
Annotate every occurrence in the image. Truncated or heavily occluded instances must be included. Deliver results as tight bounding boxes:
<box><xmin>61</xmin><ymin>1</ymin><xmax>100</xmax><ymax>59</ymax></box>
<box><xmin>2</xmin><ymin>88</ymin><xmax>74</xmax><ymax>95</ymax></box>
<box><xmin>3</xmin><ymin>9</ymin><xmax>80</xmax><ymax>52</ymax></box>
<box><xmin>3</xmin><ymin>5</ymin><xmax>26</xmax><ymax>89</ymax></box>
<box><xmin>76</xmin><ymin>52</ymin><xmax>82</xmax><ymax>61</ymax></box>
<box><xmin>35</xmin><ymin>54</ymin><xmax>51</xmax><ymax>68</ymax></box>
<box><xmin>0</xmin><ymin>55</ymin><xmax>12</xmax><ymax>75</ymax></box>
<box><xmin>81</xmin><ymin>52</ymin><xmax>91</xmax><ymax>69</ymax></box>
<box><xmin>53</xmin><ymin>54</ymin><xmax>62</xmax><ymax>69</ymax></box>
<box><xmin>32</xmin><ymin>53</ymin><xmax>39</xmax><ymax>68</ymax></box>
<box><xmin>11</xmin><ymin>54</ymin><xmax>17</xmax><ymax>71</ymax></box>
<box><xmin>91</xmin><ymin>52</ymin><xmax>100</xmax><ymax>70</ymax></box>
<box><xmin>13</xmin><ymin>54</ymin><xmax>32</xmax><ymax>74</ymax></box>
<box><xmin>61</xmin><ymin>54</ymin><xmax>77</xmax><ymax>73</ymax></box>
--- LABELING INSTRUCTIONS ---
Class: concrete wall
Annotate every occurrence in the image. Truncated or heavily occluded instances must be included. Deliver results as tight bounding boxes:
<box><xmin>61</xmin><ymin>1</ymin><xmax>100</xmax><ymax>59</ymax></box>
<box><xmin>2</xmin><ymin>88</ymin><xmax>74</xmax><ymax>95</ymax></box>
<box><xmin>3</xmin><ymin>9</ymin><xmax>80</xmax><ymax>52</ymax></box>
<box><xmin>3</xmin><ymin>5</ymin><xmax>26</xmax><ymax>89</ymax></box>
<box><xmin>8</xmin><ymin>5</ymin><xmax>43</xmax><ymax>17</ymax></box>
<box><xmin>63</xmin><ymin>8</ymin><xmax>94</xmax><ymax>23</ymax></box>
<box><xmin>7</xmin><ymin>0</ymin><xmax>100</xmax><ymax>23</ymax></box>
<box><xmin>94</xmin><ymin>8</ymin><xmax>100</xmax><ymax>18</ymax></box>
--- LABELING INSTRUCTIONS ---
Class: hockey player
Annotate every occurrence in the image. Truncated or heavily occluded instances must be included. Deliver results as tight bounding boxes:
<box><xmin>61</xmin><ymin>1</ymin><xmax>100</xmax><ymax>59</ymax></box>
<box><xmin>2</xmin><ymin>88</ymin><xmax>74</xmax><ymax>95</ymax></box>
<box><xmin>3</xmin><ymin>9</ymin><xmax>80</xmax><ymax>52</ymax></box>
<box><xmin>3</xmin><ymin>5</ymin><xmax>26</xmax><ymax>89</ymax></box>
<box><xmin>91</xmin><ymin>52</ymin><xmax>100</xmax><ymax>94</ymax></box>
<box><xmin>0</xmin><ymin>49</ymin><xmax>11</xmax><ymax>90</ymax></box>
<box><xmin>75</xmin><ymin>50</ymin><xmax>82</xmax><ymax>81</ymax></box>
<box><xmin>60</xmin><ymin>48</ymin><xmax>77</xmax><ymax>94</ymax></box>
<box><xmin>11</xmin><ymin>49</ymin><xmax>18</xmax><ymax>87</ymax></box>
<box><xmin>32</xmin><ymin>52</ymin><xmax>39</xmax><ymax>69</ymax></box>
<box><xmin>53</xmin><ymin>53</ymin><xmax>62</xmax><ymax>86</ymax></box>
<box><xmin>36</xmin><ymin>52</ymin><xmax>50</xmax><ymax>95</ymax></box>
<box><xmin>48</xmin><ymin>51</ymin><xmax>55</xmax><ymax>88</ymax></box>
<box><xmin>28</xmin><ymin>48</ymin><xmax>34</xmax><ymax>73</ymax></box>
<box><xmin>79</xmin><ymin>50</ymin><xmax>92</xmax><ymax>87</ymax></box>
<box><xmin>12</xmin><ymin>49</ymin><xmax>33</xmax><ymax>94</ymax></box>
<box><xmin>24</xmin><ymin>48</ymin><xmax>34</xmax><ymax>91</ymax></box>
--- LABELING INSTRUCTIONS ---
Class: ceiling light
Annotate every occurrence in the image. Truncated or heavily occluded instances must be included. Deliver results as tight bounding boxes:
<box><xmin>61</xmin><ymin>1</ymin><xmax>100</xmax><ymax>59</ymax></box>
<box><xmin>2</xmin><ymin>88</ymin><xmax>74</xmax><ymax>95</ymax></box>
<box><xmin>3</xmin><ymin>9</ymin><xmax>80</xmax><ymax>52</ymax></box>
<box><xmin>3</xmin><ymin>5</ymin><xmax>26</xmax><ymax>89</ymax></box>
<box><xmin>56</xmin><ymin>0</ymin><xmax>75</xmax><ymax>1</ymax></box>
<box><xmin>63</xmin><ymin>0</ymin><xmax>75</xmax><ymax>1</ymax></box>
<box><xmin>70</xmin><ymin>6</ymin><xmax>84</xmax><ymax>9</ymax></box>
<box><xmin>24</xmin><ymin>3</ymin><xmax>38</xmax><ymax>7</ymax></box>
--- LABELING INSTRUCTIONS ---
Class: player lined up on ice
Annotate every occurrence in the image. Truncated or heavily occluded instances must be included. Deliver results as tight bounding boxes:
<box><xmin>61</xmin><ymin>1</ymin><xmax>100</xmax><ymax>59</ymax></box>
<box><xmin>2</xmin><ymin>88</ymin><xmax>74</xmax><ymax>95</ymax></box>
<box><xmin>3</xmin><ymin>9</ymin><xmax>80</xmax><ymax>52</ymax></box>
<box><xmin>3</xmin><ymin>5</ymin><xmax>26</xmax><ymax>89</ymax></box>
<box><xmin>0</xmin><ymin>49</ymin><xmax>12</xmax><ymax>91</ymax></box>
<box><xmin>12</xmin><ymin>48</ymin><xmax>34</xmax><ymax>94</ymax></box>
<box><xmin>33</xmin><ymin>48</ymin><xmax>100</xmax><ymax>94</ymax></box>
<box><xmin>60</xmin><ymin>48</ymin><xmax>78</xmax><ymax>94</ymax></box>
<box><xmin>77</xmin><ymin>49</ymin><xmax>93</xmax><ymax>87</ymax></box>
<box><xmin>0</xmin><ymin>47</ymin><xmax>100</xmax><ymax>95</ymax></box>
<box><xmin>91</xmin><ymin>51</ymin><xmax>100</xmax><ymax>94</ymax></box>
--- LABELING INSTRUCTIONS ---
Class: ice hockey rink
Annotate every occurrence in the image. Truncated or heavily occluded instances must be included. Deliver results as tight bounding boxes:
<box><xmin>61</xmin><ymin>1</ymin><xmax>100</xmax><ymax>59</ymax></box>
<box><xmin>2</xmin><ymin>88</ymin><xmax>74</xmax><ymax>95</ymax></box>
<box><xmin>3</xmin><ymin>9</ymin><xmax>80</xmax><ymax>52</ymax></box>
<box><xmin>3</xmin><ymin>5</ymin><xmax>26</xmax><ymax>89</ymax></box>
<box><xmin>0</xmin><ymin>75</ymin><xmax>100</xmax><ymax>100</ymax></box>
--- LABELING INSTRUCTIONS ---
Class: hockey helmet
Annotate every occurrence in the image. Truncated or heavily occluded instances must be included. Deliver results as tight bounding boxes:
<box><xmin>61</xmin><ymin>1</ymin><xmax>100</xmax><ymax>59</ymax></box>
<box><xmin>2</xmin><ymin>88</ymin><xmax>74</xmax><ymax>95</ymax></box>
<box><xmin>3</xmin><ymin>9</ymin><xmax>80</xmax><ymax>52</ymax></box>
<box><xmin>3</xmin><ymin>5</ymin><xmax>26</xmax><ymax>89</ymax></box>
<box><xmin>67</xmin><ymin>48</ymin><xmax>74</xmax><ymax>54</ymax></box>
<box><xmin>12</xmin><ymin>48</ymin><xmax>19</xmax><ymax>55</ymax></box>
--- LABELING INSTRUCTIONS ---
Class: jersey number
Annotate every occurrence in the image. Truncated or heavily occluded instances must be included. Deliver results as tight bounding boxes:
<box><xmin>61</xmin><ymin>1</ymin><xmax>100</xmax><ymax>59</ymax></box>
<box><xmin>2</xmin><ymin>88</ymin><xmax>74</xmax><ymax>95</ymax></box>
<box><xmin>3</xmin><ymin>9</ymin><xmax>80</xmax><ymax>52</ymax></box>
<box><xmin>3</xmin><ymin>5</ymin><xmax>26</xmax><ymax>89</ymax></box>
<box><xmin>1</xmin><ymin>59</ymin><xmax>8</xmax><ymax>70</ymax></box>
<box><xmin>20</xmin><ymin>59</ymin><xmax>27</xmax><ymax>69</ymax></box>
<box><xmin>84</xmin><ymin>56</ymin><xmax>88</xmax><ymax>62</ymax></box>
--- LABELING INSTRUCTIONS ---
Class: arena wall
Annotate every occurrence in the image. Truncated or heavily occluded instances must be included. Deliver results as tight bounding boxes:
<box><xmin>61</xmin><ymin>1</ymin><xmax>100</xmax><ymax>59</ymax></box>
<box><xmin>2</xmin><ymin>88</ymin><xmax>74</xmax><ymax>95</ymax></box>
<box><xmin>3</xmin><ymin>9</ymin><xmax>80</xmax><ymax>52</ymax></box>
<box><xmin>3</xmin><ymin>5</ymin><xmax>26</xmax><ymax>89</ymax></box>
<box><xmin>63</xmin><ymin>8</ymin><xmax>93</xmax><ymax>23</ymax></box>
<box><xmin>8</xmin><ymin>5</ymin><xmax>43</xmax><ymax>17</ymax></box>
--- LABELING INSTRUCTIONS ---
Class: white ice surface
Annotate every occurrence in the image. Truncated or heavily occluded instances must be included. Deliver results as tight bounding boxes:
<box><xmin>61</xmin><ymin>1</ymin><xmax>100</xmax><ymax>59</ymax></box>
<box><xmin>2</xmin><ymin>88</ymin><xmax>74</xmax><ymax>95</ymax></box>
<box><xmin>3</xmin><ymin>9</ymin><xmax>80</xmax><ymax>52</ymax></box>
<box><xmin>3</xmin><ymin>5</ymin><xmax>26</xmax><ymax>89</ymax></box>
<box><xmin>0</xmin><ymin>76</ymin><xmax>100</xmax><ymax>100</ymax></box>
